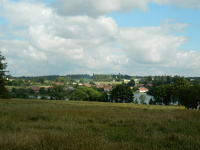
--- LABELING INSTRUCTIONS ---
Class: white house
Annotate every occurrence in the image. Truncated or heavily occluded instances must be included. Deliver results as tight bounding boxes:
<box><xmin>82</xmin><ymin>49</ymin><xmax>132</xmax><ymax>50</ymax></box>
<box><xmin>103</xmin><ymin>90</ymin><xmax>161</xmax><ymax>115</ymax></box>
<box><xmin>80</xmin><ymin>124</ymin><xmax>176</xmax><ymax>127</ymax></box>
<box><xmin>138</xmin><ymin>87</ymin><xmax>148</xmax><ymax>93</ymax></box>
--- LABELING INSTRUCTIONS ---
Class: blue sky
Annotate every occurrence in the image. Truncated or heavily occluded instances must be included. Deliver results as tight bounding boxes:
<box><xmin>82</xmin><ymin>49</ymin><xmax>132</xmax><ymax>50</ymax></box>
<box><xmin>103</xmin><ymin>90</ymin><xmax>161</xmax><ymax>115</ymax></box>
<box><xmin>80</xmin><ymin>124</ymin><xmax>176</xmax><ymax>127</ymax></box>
<box><xmin>108</xmin><ymin>3</ymin><xmax>200</xmax><ymax>51</ymax></box>
<box><xmin>0</xmin><ymin>0</ymin><xmax>200</xmax><ymax>77</ymax></box>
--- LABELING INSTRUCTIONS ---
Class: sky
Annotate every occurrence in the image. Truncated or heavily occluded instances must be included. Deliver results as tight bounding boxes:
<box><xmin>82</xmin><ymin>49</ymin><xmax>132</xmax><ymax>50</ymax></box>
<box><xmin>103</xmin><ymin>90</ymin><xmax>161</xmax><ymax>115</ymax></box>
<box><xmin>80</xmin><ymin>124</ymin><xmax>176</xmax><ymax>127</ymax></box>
<box><xmin>0</xmin><ymin>0</ymin><xmax>200</xmax><ymax>77</ymax></box>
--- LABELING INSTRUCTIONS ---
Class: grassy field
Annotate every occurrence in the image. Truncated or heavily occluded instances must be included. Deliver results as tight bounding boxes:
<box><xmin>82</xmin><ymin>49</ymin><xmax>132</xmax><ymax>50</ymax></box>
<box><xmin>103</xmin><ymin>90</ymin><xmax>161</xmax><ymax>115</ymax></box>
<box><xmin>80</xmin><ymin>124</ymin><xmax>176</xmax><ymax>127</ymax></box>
<box><xmin>94</xmin><ymin>81</ymin><xmax>122</xmax><ymax>85</ymax></box>
<box><xmin>0</xmin><ymin>99</ymin><xmax>199</xmax><ymax>150</ymax></box>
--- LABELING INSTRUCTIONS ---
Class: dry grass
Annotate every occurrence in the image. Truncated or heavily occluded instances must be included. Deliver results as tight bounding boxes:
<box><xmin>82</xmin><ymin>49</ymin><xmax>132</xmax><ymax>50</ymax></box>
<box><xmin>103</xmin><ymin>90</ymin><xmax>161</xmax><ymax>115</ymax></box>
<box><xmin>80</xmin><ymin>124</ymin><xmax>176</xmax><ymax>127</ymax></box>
<box><xmin>0</xmin><ymin>99</ymin><xmax>199</xmax><ymax>150</ymax></box>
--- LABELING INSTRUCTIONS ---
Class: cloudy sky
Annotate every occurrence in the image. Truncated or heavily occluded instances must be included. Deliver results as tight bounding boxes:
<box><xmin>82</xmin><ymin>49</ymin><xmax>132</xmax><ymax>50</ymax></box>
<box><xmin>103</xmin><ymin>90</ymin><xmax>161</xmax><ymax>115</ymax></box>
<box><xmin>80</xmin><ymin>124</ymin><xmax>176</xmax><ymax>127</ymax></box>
<box><xmin>0</xmin><ymin>0</ymin><xmax>200</xmax><ymax>77</ymax></box>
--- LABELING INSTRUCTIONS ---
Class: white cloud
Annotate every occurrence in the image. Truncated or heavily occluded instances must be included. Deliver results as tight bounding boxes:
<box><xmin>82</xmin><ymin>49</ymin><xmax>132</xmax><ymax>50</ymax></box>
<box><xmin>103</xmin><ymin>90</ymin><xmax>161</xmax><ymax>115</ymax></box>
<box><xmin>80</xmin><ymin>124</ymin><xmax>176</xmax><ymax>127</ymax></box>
<box><xmin>54</xmin><ymin>16</ymin><xmax>118</xmax><ymax>39</ymax></box>
<box><xmin>0</xmin><ymin>0</ymin><xmax>200</xmax><ymax>76</ymax></box>
<box><xmin>0</xmin><ymin>1</ymin><xmax>53</xmax><ymax>27</ymax></box>
<box><xmin>23</xmin><ymin>46</ymin><xmax>47</xmax><ymax>60</ymax></box>
<box><xmin>52</xmin><ymin>0</ymin><xmax>200</xmax><ymax>17</ymax></box>
<box><xmin>118</xmin><ymin>23</ymin><xmax>188</xmax><ymax>64</ymax></box>
<box><xmin>0</xmin><ymin>48</ymin><xmax>7</xmax><ymax>53</ymax></box>
<box><xmin>52</xmin><ymin>0</ymin><xmax>149</xmax><ymax>17</ymax></box>
<box><xmin>153</xmin><ymin>0</ymin><xmax>200</xmax><ymax>9</ymax></box>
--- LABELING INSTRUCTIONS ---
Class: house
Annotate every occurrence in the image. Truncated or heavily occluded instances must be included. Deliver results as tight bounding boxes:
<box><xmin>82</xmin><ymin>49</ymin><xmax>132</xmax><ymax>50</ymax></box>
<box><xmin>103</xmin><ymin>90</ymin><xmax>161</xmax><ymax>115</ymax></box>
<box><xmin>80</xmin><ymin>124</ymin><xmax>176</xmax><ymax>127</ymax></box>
<box><xmin>30</xmin><ymin>86</ymin><xmax>40</xmax><ymax>92</ymax></box>
<box><xmin>124</xmin><ymin>79</ymin><xmax>130</xmax><ymax>82</ymax></box>
<box><xmin>84</xmin><ymin>83</ymin><xmax>92</xmax><ymax>88</ymax></box>
<box><xmin>134</xmin><ymin>78</ymin><xmax>141</xmax><ymax>82</ymax></box>
<box><xmin>138</xmin><ymin>87</ymin><xmax>148</xmax><ymax>93</ymax></box>
<box><xmin>66</xmin><ymin>86</ymin><xmax>75</xmax><ymax>91</ymax></box>
<box><xmin>104</xmin><ymin>86</ymin><xmax>113</xmax><ymax>92</ymax></box>
<box><xmin>96</xmin><ymin>84</ymin><xmax>105</xmax><ymax>88</ymax></box>
<box><xmin>148</xmin><ymin>84</ymin><xmax>153</xmax><ymax>87</ymax></box>
<box><xmin>52</xmin><ymin>81</ymin><xmax>64</xmax><ymax>85</ymax></box>
<box><xmin>136</xmin><ymin>84</ymin><xmax>144</xmax><ymax>88</ymax></box>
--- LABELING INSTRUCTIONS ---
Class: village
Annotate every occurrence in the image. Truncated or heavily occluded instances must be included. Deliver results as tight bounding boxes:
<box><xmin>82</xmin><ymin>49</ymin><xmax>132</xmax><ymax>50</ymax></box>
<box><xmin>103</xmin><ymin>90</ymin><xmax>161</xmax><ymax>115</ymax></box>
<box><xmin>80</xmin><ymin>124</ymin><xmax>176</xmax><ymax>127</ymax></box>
<box><xmin>25</xmin><ymin>82</ymin><xmax>151</xmax><ymax>93</ymax></box>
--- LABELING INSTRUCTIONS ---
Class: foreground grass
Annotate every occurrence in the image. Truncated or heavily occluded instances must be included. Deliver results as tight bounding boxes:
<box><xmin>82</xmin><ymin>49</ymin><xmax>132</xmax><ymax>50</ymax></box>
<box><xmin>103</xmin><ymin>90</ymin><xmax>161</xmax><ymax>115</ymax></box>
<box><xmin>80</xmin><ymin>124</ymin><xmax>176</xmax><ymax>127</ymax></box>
<box><xmin>0</xmin><ymin>99</ymin><xmax>199</xmax><ymax>150</ymax></box>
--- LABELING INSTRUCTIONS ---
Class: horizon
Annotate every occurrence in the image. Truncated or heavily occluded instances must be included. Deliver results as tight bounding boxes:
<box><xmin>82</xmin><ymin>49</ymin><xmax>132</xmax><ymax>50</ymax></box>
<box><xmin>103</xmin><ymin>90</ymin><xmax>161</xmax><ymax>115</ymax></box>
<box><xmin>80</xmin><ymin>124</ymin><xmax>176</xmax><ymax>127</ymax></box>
<box><xmin>1</xmin><ymin>0</ymin><xmax>200</xmax><ymax>77</ymax></box>
<box><xmin>12</xmin><ymin>74</ymin><xmax>200</xmax><ymax>78</ymax></box>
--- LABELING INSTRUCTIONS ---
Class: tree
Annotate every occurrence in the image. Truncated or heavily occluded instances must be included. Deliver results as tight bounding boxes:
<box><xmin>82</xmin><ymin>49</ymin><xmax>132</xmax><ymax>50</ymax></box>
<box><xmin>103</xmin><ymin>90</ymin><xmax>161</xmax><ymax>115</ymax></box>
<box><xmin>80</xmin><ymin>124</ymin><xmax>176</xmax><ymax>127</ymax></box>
<box><xmin>147</xmin><ymin>80</ymin><xmax>164</xmax><ymax>96</ymax></box>
<box><xmin>27</xmin><ymin>88</ymin><xmax>35</xmax><ymax>95</ymax></box>
<box><xmin>177</xmin><ymin>85</ymin><xmax>200</xmax><ymax>109</ymax></box>
<box><xmin>89</xmin><ymin>81</ymin><xmax>96</xmax><ymax>85</ymax></box>
<box><xmin>153</xmin><ymin>85</ymin><xmax>165</xmax><ymax>105</ymax></box>
<box><xmin>0</xmin><ymin>52</ymin><xmax>9</xmax><ymax>98</ymax></box>
<box><xmin>190</xmin><ymin>79</ymin><xmax>200</xmax><ymax>85</ymax></box>
<box><xmin>139</xmin><ymin>94</ymin><xmax>146</xmax><ymax>104</ymax></box>
<box><xmin>55</xmin><ymin>77</ymin><xmax>66</xmax><ymax>83</ymax></box>
<box><xmin>173</xmin><ymin>76</ymin><xmax>190</xmax><ymax>102</ymax></box>
<box><xmin>166</xmin><ymin>76</ymin><xmax>173</xmax><ymax>84</ymax></box>
<box><xmin>127</xmin><ymin>79</ymin><xmax>135</xmax><ymax>87</ymax></box>
<box><xmin>11</xmin><ymin>88</ymin><xmax>29</xmax><ymax>99</ymax></box>
<box><xmin>50</xmin><ymin>85</ymin><xmax>68</xmax><ymax>100</ymax></box>
<box><xmin>135</xmin><ymin>98</ymin><xmax>138</xmax><ymax>104</ymax></box>
<box><xmin>39</xmin><ymin>87</ymin><xmax>46</xmax><ymax>95</ymax></box>
<box><xmin>110</xmin><ymin>84</ymin><xmax>134</xmax><ymax>103</ymax></box>
<box><xmin>79</xmin><ymin>78</ymin><xmax>84</xmax><ymax>84</ymax></box>
<box><xmin>146</xmin><ymin>76</ymin><xmax>152</xmax><ymax>82</ymax></box>
<box><xmin>153</xmin><ymin>84</ymin><xmax>175</xmax><ymax>105</ymax></box>
<box><xmin>38</xmin><ymin>77</ymin><xmax>45</xmax><ymax>84</ymax></box>
<box><xmin>174</xmin><ymin>77</ymin><xmax>190</xmax><ymax>89</ymax></box>
<box><xmin>118</xmin><ymin>73</ymin><xmax>122</xmax><ymax>81</ymax></box>
<box><xmin>70</xmin><ymin>86</ymin><xmax>102</xmax><ymax>101</ymax></box>
<box><xmin>149</xmin><ymin>98</ymin><xmax>156</xmax><ymax>105</ymax></box>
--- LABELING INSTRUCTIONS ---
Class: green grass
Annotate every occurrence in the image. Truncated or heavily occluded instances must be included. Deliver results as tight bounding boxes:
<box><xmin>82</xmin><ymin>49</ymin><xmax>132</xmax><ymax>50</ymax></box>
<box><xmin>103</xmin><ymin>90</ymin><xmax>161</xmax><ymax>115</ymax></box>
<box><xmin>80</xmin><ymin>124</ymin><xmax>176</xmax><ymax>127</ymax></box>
<box><xmin>0</xmin><ymin>99</ymin><xmax>199</xmax><ymax>150</ymax></box>
<box><xmin>94</xmin><ymin>81</ymin><xmax>122</xmax><ymax>85</ymax></box>
<box><xmin>5</xmin><ymin>86</ymin><xmax>30</xmax><ymax>90</ymax></box>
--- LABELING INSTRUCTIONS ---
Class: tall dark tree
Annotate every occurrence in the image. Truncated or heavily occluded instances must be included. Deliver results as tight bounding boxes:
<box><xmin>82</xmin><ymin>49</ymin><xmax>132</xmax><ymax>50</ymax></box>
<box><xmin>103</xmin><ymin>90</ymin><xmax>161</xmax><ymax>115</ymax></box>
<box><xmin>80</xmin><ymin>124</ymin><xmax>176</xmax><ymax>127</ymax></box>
<box><xmin>50</xmin><ymin>85</ymin><xmax>68</xmax><ymax>100</ymax></box>
<box><xmin>173</xmin><ymin>76</ymin><xmax>190</xmax><ymax>102</ymax></box>
<box><xmin>127</xmin><ymin>79</ymin><xmax>135</xmax><ymax>87</ymax></box>
<box><xmin>38</xmin><ymin>77</ymin><xmax>45</xmax><ymax>84</ymax></box>
<box><xmin>146</xmin><ymin>76</ymin><xmax>152</xmax><ymax>82</ymax></box>
<box><xmin>79</xmin><ymin>78</ymin><xmax>84</xmax><ymax>84</ymax></box>
<box><xmin>0</xmin><ymin>52</ymin><xmax>9</xmax><ymax>98</ymax></box>
<box><xmin>39</xmin><ymin>87</ymin><xmax>46</xmax><ymax>95</ymax></box>
<box><xmin>174</xmin><ymin>77</ymin><xmax>190</xmax><ymax>88</ymax></box>
<box><xmin>118</xmin><ymin>73</ymin><xmax>122</xmax><ymax>81</ymax></box>
<box><xmin>11</xmin><ymin>88</ymin><xmax>29</xmax><ymax>99</ymax></box>
<box><xmin>177</xmin><ymin>85</ymin><xmax>200</xmax><ymax>109</ymax></box>
<box><xmin>110</xmin><ymin>84</ymin><xmax>134</xmax><ymax>103</ymax></box>
<box><xmin>153</xmin><ymin>84</ymin><xmax>175</xmax><ymax>105</ymax></box>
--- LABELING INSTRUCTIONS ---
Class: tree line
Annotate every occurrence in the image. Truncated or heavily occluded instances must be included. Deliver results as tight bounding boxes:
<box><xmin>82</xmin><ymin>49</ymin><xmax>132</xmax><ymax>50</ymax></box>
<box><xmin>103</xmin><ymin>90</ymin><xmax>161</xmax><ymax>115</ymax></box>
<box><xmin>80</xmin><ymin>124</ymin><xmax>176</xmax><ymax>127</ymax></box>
<box><xmin>147</xmin><ymin>77</ymin><xmax>200</xmax><ymax>108</ymax></box>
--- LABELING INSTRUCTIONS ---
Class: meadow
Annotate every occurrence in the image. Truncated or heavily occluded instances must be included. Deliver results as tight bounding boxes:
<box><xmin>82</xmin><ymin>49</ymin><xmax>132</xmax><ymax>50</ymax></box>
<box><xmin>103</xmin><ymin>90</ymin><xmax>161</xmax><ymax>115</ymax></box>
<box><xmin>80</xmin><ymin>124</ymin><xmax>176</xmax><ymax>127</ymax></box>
<box><xmin>94</xmin><ymin>81</ymin><xmax>123</xmax><ymax>85</ymax></box>
<box><xmin>0</xmin><ymin>99</ymin><xmax>199</xmax><ymax>150</ymax></box>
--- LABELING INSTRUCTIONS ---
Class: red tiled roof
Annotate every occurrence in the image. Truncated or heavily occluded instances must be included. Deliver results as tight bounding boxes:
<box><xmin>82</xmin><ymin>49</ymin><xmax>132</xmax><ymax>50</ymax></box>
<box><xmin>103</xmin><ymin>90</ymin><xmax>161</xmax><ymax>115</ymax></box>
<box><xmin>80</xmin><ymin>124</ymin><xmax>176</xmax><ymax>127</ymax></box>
<box><xmin>104</xmin><ymin>86</ymin><xmax>112</xmax><ymax>90</ymax></box>
<box><xmin>30</xmin><ymin>86</ymin><xmax>40</xmax><ymax>91</ymax></box>
<box><xmin>136</xmin><ymin>84</ymin><xmax>144</xmax><ymax>87</ymax></box>
<box><xmin>84</xmin><ymin>84</ymin><xmax>91</xmax><ymax>88</ymax></box>
<box><xmin>97</xmin><ymin>84</ymin><xmax>105</xmax><ymax>88</ymax></box>
<box><xmin>138</xmin><ymin>87</ymin><xmax>148</xmax><ymax>91</ymax></box>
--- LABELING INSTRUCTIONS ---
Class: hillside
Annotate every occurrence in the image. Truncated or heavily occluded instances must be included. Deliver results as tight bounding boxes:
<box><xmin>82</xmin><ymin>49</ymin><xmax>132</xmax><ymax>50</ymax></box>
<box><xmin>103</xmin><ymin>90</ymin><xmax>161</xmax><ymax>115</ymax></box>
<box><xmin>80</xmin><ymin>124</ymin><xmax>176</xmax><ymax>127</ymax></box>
<box><xmin>0</xmin><ymin>99</ymin><xmax>199</xmax><ymax>149</ymax></box>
